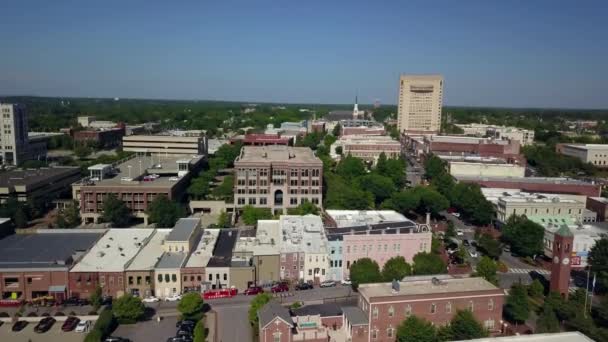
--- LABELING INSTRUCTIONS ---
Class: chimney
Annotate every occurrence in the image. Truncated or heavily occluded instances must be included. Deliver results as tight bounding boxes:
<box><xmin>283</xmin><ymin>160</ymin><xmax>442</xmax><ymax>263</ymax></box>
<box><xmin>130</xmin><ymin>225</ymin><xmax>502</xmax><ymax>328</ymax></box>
<box><xmin>426</xmin><ymin>212</ymin><xmax>431</xmax><ymax>225</ymax></box>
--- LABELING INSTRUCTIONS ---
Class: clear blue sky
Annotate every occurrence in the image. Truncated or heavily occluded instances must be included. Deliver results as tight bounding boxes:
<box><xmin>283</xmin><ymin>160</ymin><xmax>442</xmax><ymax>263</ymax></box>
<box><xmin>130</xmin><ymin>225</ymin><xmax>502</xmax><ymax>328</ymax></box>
<box><xmin>1</xmin><ymin>0</ymin><xmax>607</xmax><ymax>108</ymax></box>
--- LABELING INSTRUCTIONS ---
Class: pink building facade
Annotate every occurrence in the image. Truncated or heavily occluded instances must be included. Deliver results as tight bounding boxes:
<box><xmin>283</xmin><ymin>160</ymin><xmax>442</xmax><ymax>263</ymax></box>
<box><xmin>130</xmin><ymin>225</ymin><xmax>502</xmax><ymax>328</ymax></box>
<box><xmin>342</xmin><ymin>231</ymin><xmax>432</xmax><ymax>278</ymax></box>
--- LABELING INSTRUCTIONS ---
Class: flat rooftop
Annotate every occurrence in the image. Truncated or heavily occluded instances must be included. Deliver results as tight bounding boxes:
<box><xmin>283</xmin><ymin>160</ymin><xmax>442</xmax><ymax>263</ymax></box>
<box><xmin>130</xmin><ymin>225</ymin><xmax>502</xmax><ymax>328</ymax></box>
<box><xmin>207</xmin><ymin>229</ymin><xmax>239</xmax><ymax>267</ymax></box>
<box><xmin>126</xmin><ymin>229</ymin><xmax>171</xmax><ymax>271</ymax></box>
<box><xmin>325</xmin><ymin>210</ymin><xmax>408</xmax><ymax>228</ymax></box>
<box><xmin>167</xmin><ymin>218</ymin><xmax>200</xmax><ymax>240</ymax></box>
<box><xmin>358</xmin><ymin>275</ymin><xmax>501</xmax><ymax>299</ymax></box>
<box><xmin>0</xmin><ymin>167</ymin><xmax>80</xmax><ymax>189</ymax></box>
<box><xmin>463</xmin><ymin>332</ymin><xmax>593</xmax><ymax>342</ymax></box>
<box><xmin>71</xmin><ymin>229</ymin><xmax>155</xmax><ymax>273</ymax></box>
<box><xmin>561</xmin><ymin>143</ymin><xmax>608</xmax><ymax>150</ymax></box>
<box><xmin>327</xmin><ymin>221</ymin><xmax>422</xmax><ymax>241</ymax></box>
<box><xmin>235</xmin><ymin>146</ymin><xmax>322</xmax><ymax>165</ymax></box>
<box><xmin>429</xmin><ymin>135</ymin><xmax>510</xmax><ymax>145</ymax></box>
<box><xmin>156</xmin><ymin>252</ymin><xmax>188</xmax><ymax>269</ymax></box>
<box><xmin>0</xmin><ymin>230</ymin><xmax>103</xmax><ymax>270</ymax></box>
<box><xmin>234</xmin><ymin>220</ymin><xmax>281</xmax><ymax>256</ymax></box>
<box><xmin>80</xmin><ymin>154</ymin><xmax>203</xmax><ymax>188</ymax></box>
<box><xmin>456</xmin><ymin>175</ymin><xmax>597</xmax><ymax>186</ymax></box>
<box><xmin>185</xmin><ymin>229</ymin><xmax>220</xmax><ymax>268</ymax></box>
<box><xmin>280</xmin><ymin>215</ymin><xmax>328</xmax><ymax>254</ymax></box>
<box><xmin>481</xmin><ymin>188</ymin><xmax>584</xmax><ymax>205</ymax></box>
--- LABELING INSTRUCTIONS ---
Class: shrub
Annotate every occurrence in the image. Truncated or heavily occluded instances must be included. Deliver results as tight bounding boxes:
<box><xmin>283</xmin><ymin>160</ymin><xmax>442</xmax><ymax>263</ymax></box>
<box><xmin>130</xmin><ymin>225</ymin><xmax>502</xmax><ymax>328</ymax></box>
<box><xmin>0</xmin><ymin>312</ymin><xmax>9</xmax><ymax>317</ymax></box>
<box><xmin>55</xmin><ymin>311</ymin><xmax>65</xmax><ymax>316</ymax></box>
<box><xmin>84</xmin><ymin>329</ymin><xmax>103</xmax><ymax>342</ymax></box>
<box><xmin>69</xmin><ymin>311</ymin><xmax>77</xmax><ymax>316</ymax></box>
<box><xmin>90</xmin><ymin>307</ymin><xmax>116</xmax><ymax>339</ymax></box>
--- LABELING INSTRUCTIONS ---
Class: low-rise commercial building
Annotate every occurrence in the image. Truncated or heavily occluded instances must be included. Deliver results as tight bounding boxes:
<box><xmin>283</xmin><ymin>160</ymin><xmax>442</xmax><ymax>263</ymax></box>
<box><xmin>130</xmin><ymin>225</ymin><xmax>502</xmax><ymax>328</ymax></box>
<box><xmin>340</xmin><ymin>120</ymin><xmax>385</xmax><ymax>136</ymax></box>
<box><xmin>587</xmin><ymin>197</ymin><xmax>608</xmax><ymax>221</ymax></box>
<box><xmin>234</xmin><ymin>146</ymin><xmax>323</xmax><ymax>214</ymax></box>
<box><xmin>182</xmin><ymin>228</ymin><xmax>220</xmax><ymax>293</ymax></box>
<box><xmin>124</xmin><ymin>229</ymin><xmax>171</xmax><ymax>298</ymax></box>
<box><xmin>0</xmin><ymin>230</ymin><xmax>102</xmax><ymax>302</ymax></box>
<box><xmin>0</xmin><ymin>166</ymin><xmax>81</xmax><ymax>204</ymax></box>
<box><xmin>233</xmin><ymin>221</ymin><xmax>281</xmax><ymax>286</ymax></box>
<box><xmin>541</xmin><ymin>221</ymin><xmax>608</xmax><ymax>268</ymax></box>
<box><xmin>69</xmin><ymin>229</ymin><xmax>155</xmax><ymax>298</ymax></box>
<box><xmin>74</xmin><ymin>154</ymin><xmax>205</xmax><ymax>225</ymax></box>
<box><xmin>230</xmin><ymin>133</ymin><xmax>292</xmax><ymax>146</ymax></box>
<box><xmin>447</xmin><ymin>158</ymin><xmax>526</xmax><ymax>178</ymax></box>
<box><xmin>123</xmin><ymin>133</ymin><xmax>208</xmax><ymax>156</ymax></box>
<box><xmin>556</xmin><ymin>143</ymin><xmax>608</xmax><ymax>168</ymax></box>
<box><xmin>324</xmin><ymin>210</ymin><xmax>408</xmax><ymax>228</ymax></box>
<box><xmin>330</xmin><ymin>135</ymin><xmax>400</xmax><ymax>165</ymax></box>
<box><xmin>455</xmin><ymin>123</ymin><xmax>535</xmax><ymax>145</ymax></box>
<box><xmin>205</xmin><ymin>229</ymin><xmax>241</xmax><ymax>290</ymax></box>
<box><xmin>456</xmin><ymin>175</ymin><xmax>602</xmax><ymax>197</ymax></box>
<box><xmin>73</xmin><ymin>125</ymin><xmax>125</xmax><ymax>149</ymax></box>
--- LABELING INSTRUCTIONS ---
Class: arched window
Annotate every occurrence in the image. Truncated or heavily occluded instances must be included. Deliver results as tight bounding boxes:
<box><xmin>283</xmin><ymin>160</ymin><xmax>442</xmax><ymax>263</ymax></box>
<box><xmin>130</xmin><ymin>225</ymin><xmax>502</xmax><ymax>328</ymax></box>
<box><xmin>445</xmin><ymin>302</ymin><xmax>452</xmax><ymax>314</ymax></box>
<box><xmin>405</xmin><ymin>304</ymin><xmax>412</xmax><ymax>316</ymax></box>
<box><xmin>171</xmin><ymin>274</ymin><xmax>177</xmax><ymax>282</ymax></box>
<box><xmin>488</xmin><ymin>299</ymin><xmax>494</xmax><ymax>311</ymax></box>
<box><xmin>430</xmin><ymin>303</ymin><xmax>437</xmax><ymax>314</ymax></box>
<box><xmin>157</xmin><ymin>274</ymin><xmax>163</xmax><ymax>283</ymax></box>
<box><xmin>388</xmin><ymin>306</ymin><xmax>394</xmax><ymax>317</ymax></box>
<box><xmin>469</xmin><ymin>300</ymin><xmax>474</xmax><ymax>312</ymax></box>
<box><xmin>164</xmin><ymin>274</ymin><xmax>170</xmax><ymax>283</ymax></box>
<box><xmin>372</xmin><ymin>307</ymin><xmax>378</xmax><ymax>319</ymax></box>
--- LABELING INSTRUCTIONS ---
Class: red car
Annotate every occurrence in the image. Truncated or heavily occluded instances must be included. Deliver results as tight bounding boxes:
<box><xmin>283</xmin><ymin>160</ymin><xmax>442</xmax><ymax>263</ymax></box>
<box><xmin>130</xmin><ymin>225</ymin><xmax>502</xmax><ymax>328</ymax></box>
<box><xmin>61</xmin><ymin>316</ymin><xmax>80</xmax><ymax>332</ymax></box>
<box><xmin>243</xmin><ymin>286</ymin><xmax>264</xmax><ymax>296</ymax></box>
<box><xmin>271</xmin><ymin>282</ymin><xmax>289</xmax><ymax>293</ymax></box>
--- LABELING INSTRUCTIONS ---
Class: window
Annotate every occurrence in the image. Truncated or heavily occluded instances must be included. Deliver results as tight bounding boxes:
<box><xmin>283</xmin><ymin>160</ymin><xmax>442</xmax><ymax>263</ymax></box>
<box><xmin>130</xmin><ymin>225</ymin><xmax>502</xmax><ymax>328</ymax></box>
<box><xmin>290</xmin><ymin>198</ymin><xmax>297</xmax><ymax>205</ymax></box>
<box><xmin>248</xmin><ymin>198</ymin><xmax>256</xmax><ymax>205</ymax></box>
<box><xmin>27</xmin><ymin>277</ymin><xmax>33</xmax><ymax>285</ymax></box>
<box><xmin>488</xmin><ymin>299</ymin><xmax>494</xmax><ymax>311</ymax></box>
<box><xmin>158</xmin><ymin>274</ymin><xmax>163</xmax><ymax>283</ymax></box>
<box><xmin>183</xmin><ymin>276</ymin><xmax>188</xmax><ymax>281</ymax></box>
<box><xmin>387</xmin><ymin>327</ymin><xmax>395</xmax><ymax>338</ymax></box>
<box><xmin>430</xmin><ymin>303</ymin><xmax>436</xmax><ymax>314</ymax></box>
<box><xmin>469</xmin><ymin>300</ymin><xmax>474</xmax><ymax>312</ymax></box>
<box><xmin>445</xmin><ymin>302</ymin><xmax>452</xmax><ymax>314</ymax></box>
<box><xmin>145</xmin><ymin>276</ymin><xmax>151</xmax><ymax>285</ymax></box>
<box><xmin>293</xmin><ymin>254</ymin><xmax>298</xmax><ymax>261</ymax></box>
<box><xmin>372</xmin><ymin>307</ymin><xmax>378</xmax><ymax>319</ymax></box>
<box><xmin>223</xmin><ymin>273</ymin><xmax>227</xmax><ymax>281</ymax></box>
<box><xmin>388</xmin><ymin>306</ymin><xmax>394</xmax><ymax>317</ymax></box>
<box><xmin>209</xmin><ymin>274</ymin><xmax>213</xmax><ymax>281</ymax></box>
<box><xmin>371</xmin><ymin>329</ymin><xmax>378</xmax><ymax>339</ymax></box>
<box><xmin>260</xmin><ymin>198</ymin><xmax>267</xmax><ymax>205</ymax></box>
<box><xmin>308</xmin><ymin>269</ymin><xmax>312</xmax><ymax>276</ymax></box>
<box><xmin>128</xmin><ymin>276</ymin><xmax>133</xmax><ymax>285</ymax></box>
<box><xmin>273</xmin><ymin>332</ymin><xmax>281</xmax><ymax>342</ymax></box>
<box><xmin>165</xmin><ymin>274</ymin><xmax>170</xmax><ymax>282</ymax></box>
<box><xmin>484</xmin><ymin>319</ymin><xmax>495</xmax><ymax>330</ymax></box>
<box><xmin>405</xmin><ymin>304</ymin><xmax>412</xmax><ymax>316</ymax></box>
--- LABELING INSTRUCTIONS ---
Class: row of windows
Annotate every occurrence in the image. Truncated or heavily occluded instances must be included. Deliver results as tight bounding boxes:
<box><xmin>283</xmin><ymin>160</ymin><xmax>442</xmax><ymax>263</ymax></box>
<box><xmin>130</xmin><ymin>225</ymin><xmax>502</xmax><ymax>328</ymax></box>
<box><xmin>237</xmin><ymin>168</ymin><xmax>321</xmax><ymax>178</ymax></box>
<box><xmin>370</xmin><ymin>299</ymin><xmax>495</xmax><ymax>319</ymax></box>
<box><xmin>330</xmin><ymin>260</ymin><xmax>343</xmax><ymax>268</ymax></box>
<box><xmin>127</xmin><ymin>276</ymin><xmax>151</xmax><ymax>285</ymax></box>
<box><xmin>157</xmin><ymin>274</ymin><xmax>178</xmax><ymax>283</ymax></box>
<box><xmin>208</xmin><ymin>273</ymin><xmax>228</xmax><ymax>281</ymax></box>
<box><xmin>345</xmin><ymin>242</ymin><xmax>426</xmax><ymax>254</ymax></box>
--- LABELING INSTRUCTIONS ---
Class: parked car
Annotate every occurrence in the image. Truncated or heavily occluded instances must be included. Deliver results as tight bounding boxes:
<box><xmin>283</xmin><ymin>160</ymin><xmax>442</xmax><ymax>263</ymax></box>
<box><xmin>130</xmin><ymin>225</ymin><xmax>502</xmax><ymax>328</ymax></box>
<box><xmin>142</xmin><ymin>296</ymin><xmax>160</xmax><ymax>303</ymax></box>
<box><xmin>295</xmin><ymin>282</ymin><xmax>313</xmax><ymax>291</ymax></box>
<box><xmin>244</xmin><ymin>286</ymin><xmax>264</xmax><ymax>295</ymax></box>
<box><xmin>320</xmin><ymin>280</ymin><xmax>336</xmax><ymax>288</ymax></box>
<box><xmin>468</xmin><ymin>249</ymin><xmax>478</xmax><ymax>258</ymax></box>
<box><xmin>271</xmin><ymin>282</ymin><xmax>289</xmax><ymax>293</ymax></box>
<box><xmin>175</xmin><ymin>319</ymin><xmax>196</xmax><ymax>328</ymax></box>
<box><xmin>61</xmin><ymin>316</ymin><xmax>80</xmax><ymax>331</ymax></box>
<box><xmin>456</xmin><ymin>230</ymin><xmax>464</xmax><ymax>236</ymax></box>
<box><xmin>451</xmin><ymin>212</ymin><xmax>461</xmax><ymax>218</ymax></box>
<box><xmin>463</xmin><ymin>239</ymin><xmax>470</xmax><ymax>247</ymax></box>
<box><xmin>101</xmin><ymin>295</ymin><xmax>113</xmax><ymax>305</ymax></box>
<box><xmin>165</xmin><ymin>294</ymin><xmax>182</xmax><ymax>302</ymax></box>
<box><xmin>75</xmin><ymin>320</ymin><xmax>91</xmax><ymax>333</ymax></box>
<box><xmin>62</xmin><ymin>297</ymin><xmax>89</xmax><ymax>306</ymax></box>
<box><xmin>12</xmin><ymin>320</ymin><xmax>28</xmax><ymax>332</ymax></box>
<box><xmin>34</xmin><ymin>317</ymin><xmax>56</xmax><ymax>333</ymax></box>
<box><xmin>105</xmin><ymin>337</ymin><xmax>132</xmax><ymax>342</ymax></box>
<box><xmin>503</xmin><ymin>245</ymin><xmax>511</xmax><ymax>253</ymax></box>
<box><xmin>167</xmin><ymin>337</ymin><xmax>192</xmax><ymax>342</ymax></box>
<box><xmin>341</xmin><ymin>278</ymin><xmax>352</xmax><ymax>286</ymax></box>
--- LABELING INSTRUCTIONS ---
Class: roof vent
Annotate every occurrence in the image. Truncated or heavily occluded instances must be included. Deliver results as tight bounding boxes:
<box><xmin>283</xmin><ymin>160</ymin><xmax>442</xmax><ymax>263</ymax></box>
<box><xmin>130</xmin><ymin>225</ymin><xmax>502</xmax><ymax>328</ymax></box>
<box><xmin>97</xmin><ymin>251</ymin><xmax>105</xmax><ymax>257</ymax></box>
<box><xmin>391</xmin><ymin>280</ymin><xmax>400</xmax><ymax>293</ymax></box>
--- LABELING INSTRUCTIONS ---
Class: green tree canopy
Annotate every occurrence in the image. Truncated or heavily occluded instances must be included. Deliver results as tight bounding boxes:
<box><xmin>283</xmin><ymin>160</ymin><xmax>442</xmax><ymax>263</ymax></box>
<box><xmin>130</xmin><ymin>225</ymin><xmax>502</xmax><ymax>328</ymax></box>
<box><xmin>424</xmin><ymin>154</ymin><xmax>447</xmax><ymax>180</ymax></box>
<box><xmin>413</xmin><ymin>252</ymin><xmax>447</xmax><ymax>275</ymax></box>
<box><xmin>112</xmin><ymin>294</ymin><xmax>145</xmax><ymax>323</ymax></box>
<box><xmin>178</xmin><ymin>292</ymin><xmax>205</xmax><ymax>319</ymax></box>
<box><xmin>241</xmin><ymin>206</ymin><xmax>273</xmax><ymax>225</ymax></box>
<box><xmin>475</xmin><ymin>256</ymin><xmax>498</xmax><ymax>285</ymax></box>
<box><xmin>336</xmin><ymin>155</ymin><xmax>367</xmax><ymax>179</ymax></box>
<box><xmin>332</xmin><ymin>123</ymin><xmax>342</xmax><ymax>136</ymax></box>
<box><xmin>449</xmin><ymin>310</ymin><xmax>488</xmax><ymax>340</ymax></box>
<box><xmin>211</xmin><ymin>175</ymin><xmax>234</xmax><ymax>201</ymax></box>
<box><xmin>396</xmin><ymin>315</ymin><xmax>437</xmax><ymax>342</ymax></box>
<box><xmin>476</xmin><ymin>234</ymin><xmax>501</xmax><ymax>259</ymax></box>
<box><xmin>216</xmin><ymin>211</ymin><xmax>230</xmax><ymax>228</ymax></box>
<box><xmin>357</xmin><ymin>174</ymin><xmax>397</xmax><ymax>205</ymax></box>
<box><xmin>504</xmin><ymin>283</ymin><xmax>530</xmax><ymax>323</ymax></box>
<box><xmin>248</xmin><ymin>293</ymin><xmax>273</xmax><ymax>331</ymax></box>
<box><xmin>287</xmin><ymin>200</ymin><xmax>320</xmax><ymax>215</ymax></box>
<box><xmin>589</xmin><ymin>236</ymin><xmax>608</xmax><ymax>292</ymax></box>
<box><xmin>528</xmin><ymin>279</ymin><xmax>545</xmax><ymax>298</ymax></box>
<box><xmin>101</xmin><ymin>194</ymin><xmax>131</xmax><ymax>227</ymax></box>
<box><xmin>349</xmin><ymin>258</ymin><xmax>382</xmax><ymax>288</ymax></box>
<box><xmin>193</xmin><ymin>320</ymin><xmax>206</xmax><ymax>342</ymax></box>
<box><xmin>146</xmin><ymin>194</ymin><xmax>185</xmax><ymax>227</ymax></box>
<box><xmin>502</xmin><ymin>215</ymin><xmax>544</xmax><ymax>257</ymax></box>
<box><xmin>382</xmin><ymin>256</ymin><xmax>412</xmax><ymax>282</ymax></box>
<box><xmin>536</xmin><ymin>302</ymin><xmax>560</xmax><ymax>333</ymax></box>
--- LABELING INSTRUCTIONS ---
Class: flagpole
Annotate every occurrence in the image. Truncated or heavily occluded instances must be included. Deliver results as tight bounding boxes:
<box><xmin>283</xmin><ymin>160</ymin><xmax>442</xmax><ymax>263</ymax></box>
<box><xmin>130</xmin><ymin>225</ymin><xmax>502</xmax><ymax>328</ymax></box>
<box><xmin>590</xmin><ymin>272</ymin><xmax>596</xmax><ymax>314</ymax></box>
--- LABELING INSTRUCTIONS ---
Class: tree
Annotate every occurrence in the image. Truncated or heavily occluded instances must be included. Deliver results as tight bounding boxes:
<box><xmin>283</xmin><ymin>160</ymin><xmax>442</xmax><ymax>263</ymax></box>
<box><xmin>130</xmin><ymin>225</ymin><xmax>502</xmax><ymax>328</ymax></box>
<box><xmin>384</xmin><ymin>190</ymin><xmax>419</xmax><ymax>214</ymax></box>
<box><xmin>324</xmin><ymin>173</ymin><xmax>374</xmax><ymax>210</ymax></box>
<box><xmin>90</xmin><ymin>285</ymin><xmax>103</xmax><ymax>310</ymax></box>
<box><xmin>211</xmin><ymin>175</ymin><xmax>234</xmax><ymax>201</ymax></box>
<box><xmin>415</xmin><ymin>187</ymin><xmax>449</xmax><ymax>215</ymax></box>
<box><xmin>396</xmin><ymin>315</ymin><xmax>437</xmax><ymax>342</ymax></box>
<box><xmin>476</xmin><ymin>234</ymin><xmax>501</xmax><ymax>259</ymax></box>
<box><xmin>336</xmin><ymin>155</ymin><xmax>367</xmax><ymax>179</ymax></box>
<box><xmin>349</xmin><ymin>258</ymin><xmax>382</xmax><ymax>288</ymax></box>
<box><xmin>193</xmin><ymin>320</ymin><xmax>206</xmax><ymax>342</ymax></box>
<box><xmin>382</xmin><ymin>256</ymin><xmax>412</xmax><ymax>281</ymax></box>
<box><xmin>424</xmin><ymin>154</ymin><xmax>447</xmax><ymax>180</ymax></box>
<box><xmin>413</xmin><ymin>252</ymin><xmax>446</xmax><ymax>275</ymax></box>
<box><xmin>178</xmin><ymin>292</ymin><xmax>205</xmax><ymax>320</ymax></box>
<box><xmin>449</xmin><ymin>310</ymin><xmax>488</xmax><ymax>340</ymax></box>
<box><xmin>504</xmin><ymin>283</ymin><xmax>530</xmax><ymax>323</ymax></box>
<box><xmin>287</xmin><ymin>200</ymin><xmax>320</xmax><ymax>215</ymax></box>
<box><xmin>335</xmin><ymin>146</ymin><xmax>343</xmax><ymax>155</ymax></box>
<box><xmin>62</xmin><ymin>200</ymin><xmax>81</xmax><ymax>228</ymax></box>
<box><xmin>332</xmin><ymin>123</ymin><xmax>342</xmax><ymax>136</ymax></box>
<box><xmin>241</xmin><ymin>205</ymin><xmax>272</xmax><ymax>225</ymax></box>
<box><xmin>357</xmin><ymin>174</ymin><xmax>396</xmax><ymax>206</ymax></box>
<box><xmin>475</xmin><ymin>256</ymin><xmax>498</xmax><ymax>285</ymax></box>
<box><xmin>536</xmin><ymin>302</ymin><xmax>560</xmax><ymax>333</ymax></box>
<box><xmin>430</xmin><ymin>172</ymin><xmax>455</xmax><ymax>198</ymax></box>
<box><xmin>217</xmin><ymin>211</ymin><xmax>230</xmax><ymax>228</ymax></box>
<box><xmin>248</xmin><ymin>293</ymin><xmax>272</xmax><ymax>331</ymax></box>
<box><xmin>528</xmin><ymin>279</ymin><xmax>545</xmax><ymax>298</ymax></box>
<box><xmin>589</xmin><ymin>237</ymin><xmax>608</xmax><ymax>292</ymax></box>
<box><xmin>502</xmin><ymin>216</ymin><xmax>544</xmax><ymax>257</ymax></box>
<box><xmin>101</xmin><ymin>194</ymin><xmax>131</xmax><ymax>227</ymax></box>
<box><xmin>74</xmin><ymin>144</ymin><xmax>92</xmax><ymax>159</ymax></box>
<box><xmin>112</xmin><ymin>294</ymin><xmax>145</xmax><ymax>323</ymax></box>
<box><xmin>146</xmin><ymin>194</ymin><xmax>185</xmax><ymax>227</ymax></box>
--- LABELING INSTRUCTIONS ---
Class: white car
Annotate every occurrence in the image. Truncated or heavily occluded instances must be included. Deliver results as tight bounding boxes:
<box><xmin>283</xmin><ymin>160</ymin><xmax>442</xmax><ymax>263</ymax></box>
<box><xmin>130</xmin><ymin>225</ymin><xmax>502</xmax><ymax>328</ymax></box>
<box><xmin>341</xmin><ymin>279</ymin><xmax>352</xmax><ymax>286</ymax></box>
<box><xmin>451</xmin><ymin>212</ymin><xmax>461</xmax><ymax>218</ymax></box>
<box><xmin>75</xmin><ymin>320</ymin><xmax>90</xmax><ymax>333</ymax></box>
<box><xmin>142</xmin><ymin>296</ymin><xmax>160</xmax><ymax>303</ymax></box>
<box><xmin>165</xmin><ymin>294</ymin><xmax>182</xmax><ymax>302</ymax></box>
<box><xmin>468</xmin><ymin>249</ymin><xmax>478</xmax><ymax>258</ymax></box>
<box><xmin>456</xmin><ymin>230</ymin><xmax>464</xmax><ymax>236</ymax></box>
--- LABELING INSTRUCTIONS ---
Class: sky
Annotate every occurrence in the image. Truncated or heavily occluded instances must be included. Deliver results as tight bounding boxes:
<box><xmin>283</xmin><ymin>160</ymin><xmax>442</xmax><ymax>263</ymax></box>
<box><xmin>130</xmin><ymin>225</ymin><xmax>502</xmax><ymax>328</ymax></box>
<box><xmin>0</xmin><ymin>0</ymin><xmax>607</xmax><ymax>108</ymax></box>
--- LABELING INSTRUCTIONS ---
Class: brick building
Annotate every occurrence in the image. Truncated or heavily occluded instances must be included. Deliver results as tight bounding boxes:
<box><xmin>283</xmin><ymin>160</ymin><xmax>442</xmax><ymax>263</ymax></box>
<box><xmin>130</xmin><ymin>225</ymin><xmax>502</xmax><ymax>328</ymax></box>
<box><xmin>73</xmin><ymin>125</ymin><xmax>125</xmax><ymax>148</ymax></box>
<box><xmin>330</xmin><ymin>135</ymin><xmax>400</xmax><ymax>165</ymax></box>
<box><xmin>0</xmin><ymin>230</ymin><xmax>102</xmax><ymax>302</ymax></box>
<box><xmin>586</xmin><ymin>197</ymin><xmax>608</xmax><ymax>221</ymax></box>
<box><xmin>234</xmin><ymin>146</ymin><xmax>323</xmax><ymax>214</ymax></box>
<box><xmin>456</xmin><ymin>175</ymin><xmax>602</xmax><ymax>198</ymax></box>
<box><xmin>231</xmin><ymin>134</ymin><xmax>292</xmax><ymax>146</ymax></box>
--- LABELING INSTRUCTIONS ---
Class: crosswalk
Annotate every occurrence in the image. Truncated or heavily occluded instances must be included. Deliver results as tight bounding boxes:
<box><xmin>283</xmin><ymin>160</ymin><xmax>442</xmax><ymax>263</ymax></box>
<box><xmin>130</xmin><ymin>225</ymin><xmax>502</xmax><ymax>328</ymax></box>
<box><xmin>507</xmin><ymin>268</ymin><xmax>551</xmax><ymax>275</ymax></box>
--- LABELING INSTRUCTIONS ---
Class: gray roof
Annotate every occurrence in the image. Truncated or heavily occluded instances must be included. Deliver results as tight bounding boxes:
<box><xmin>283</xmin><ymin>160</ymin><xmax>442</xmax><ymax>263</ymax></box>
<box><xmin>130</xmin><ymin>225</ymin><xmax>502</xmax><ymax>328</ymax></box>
<box><xmin>292</xmin><ymin>303</ymin><xmax>342</xmax><ymax>317</ymax></box>
<box><xmin>0</xmin><ymin>167</ymin><xmax>80</xmax><ymax>189</ymax></box>
<box><xmin>0</xmin><ymin>231</ymin><xmax>102</xmax><ymax>270</ymax></box>
<box><xmin>166</xmin><ymin>218</ymin><xmax>199</xmax><ymax>241</ymax></box>
<box><xmin>342</xmin><ymin>306</ymin><xmax>368</xmax><ymax>326</ymax></box>
<box><xmin>155</xmin><ymin>252</ymin><xmax>187</xmax><ymax>269</ymax></box>
<box><xmin>258</xmin><ymin>301</ymin><xmax>293</xmax><ymax>329</ymax></box>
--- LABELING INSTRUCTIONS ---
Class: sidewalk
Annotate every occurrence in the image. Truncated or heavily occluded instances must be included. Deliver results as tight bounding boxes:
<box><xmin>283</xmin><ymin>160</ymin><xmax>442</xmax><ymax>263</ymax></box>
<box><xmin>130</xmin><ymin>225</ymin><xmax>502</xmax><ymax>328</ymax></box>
<box><xmin>206</xmin><ymin>310</ymin><xmax>217</xmax><ymax>342</ymax></box>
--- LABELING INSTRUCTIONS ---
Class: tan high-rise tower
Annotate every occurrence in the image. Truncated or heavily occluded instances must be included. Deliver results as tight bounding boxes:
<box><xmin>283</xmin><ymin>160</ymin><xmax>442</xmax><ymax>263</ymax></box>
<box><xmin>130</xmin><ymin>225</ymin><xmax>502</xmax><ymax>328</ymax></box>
<box><xmin>397</xmin><ymin>74</ymin><xmax>443</xmax><ymax>134</ymax></box>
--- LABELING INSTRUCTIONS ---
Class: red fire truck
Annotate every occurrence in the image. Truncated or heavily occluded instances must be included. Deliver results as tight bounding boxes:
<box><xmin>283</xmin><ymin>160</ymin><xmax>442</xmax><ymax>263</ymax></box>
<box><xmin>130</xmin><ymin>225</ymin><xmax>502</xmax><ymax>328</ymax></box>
<box><xmin>202</xmin><ymin>288</ymin><xmax>238</xmax><ymax>300</ymax></box>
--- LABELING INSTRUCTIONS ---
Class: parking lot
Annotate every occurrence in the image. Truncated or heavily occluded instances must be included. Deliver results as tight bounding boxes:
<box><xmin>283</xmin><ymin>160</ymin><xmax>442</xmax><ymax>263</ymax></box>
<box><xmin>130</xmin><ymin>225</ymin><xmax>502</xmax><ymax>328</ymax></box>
<box><xmin>0</xmin><ymin>321</ymin><xmax>85</xmax><ymax>342</ymax></box>
<box><xmin>113</xmin><ymin>315</ymin><xmax>179</xmax><ymax>342</ymax></box>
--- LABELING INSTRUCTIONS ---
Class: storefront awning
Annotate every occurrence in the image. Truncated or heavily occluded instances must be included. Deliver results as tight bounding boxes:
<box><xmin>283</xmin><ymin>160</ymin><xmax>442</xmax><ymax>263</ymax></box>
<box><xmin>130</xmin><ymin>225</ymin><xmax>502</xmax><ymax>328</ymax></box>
<box><xmin>48</xmin><ymin>285</ymin><xmax>66</xmax><ymax>293</ymax></box>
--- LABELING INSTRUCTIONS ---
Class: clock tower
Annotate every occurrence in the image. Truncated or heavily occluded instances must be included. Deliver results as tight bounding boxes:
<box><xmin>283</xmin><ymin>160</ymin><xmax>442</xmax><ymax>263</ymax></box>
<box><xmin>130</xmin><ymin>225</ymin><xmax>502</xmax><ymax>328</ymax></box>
<box><xmin>550</xmin><ymin>225</ymin><xmax>574</xmax><ymax>298</ymax></box>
